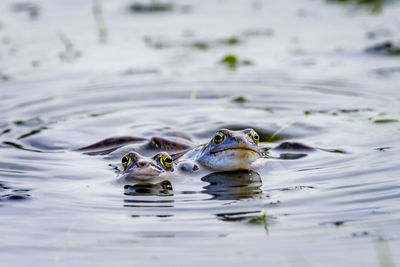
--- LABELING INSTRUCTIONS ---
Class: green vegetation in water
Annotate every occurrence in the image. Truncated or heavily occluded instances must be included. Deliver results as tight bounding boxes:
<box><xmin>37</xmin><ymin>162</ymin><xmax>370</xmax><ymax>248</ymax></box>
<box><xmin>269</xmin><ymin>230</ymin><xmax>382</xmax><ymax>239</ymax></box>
<box><xmin>327</xmin><ymin>0</ymin><xmax>385</xmax><ymax>13</ymax></box>
<box><xmin>374</xmin><ymin>119</ymin><xmax>398</xmax><ymax>123</ymax></box>
<box><xmin>220</xmin><ymin>53</ymin><xmax>253</xmax><ymax>69</ymax></box>
<box><xmin>384</xmin><ymin>48</ymin><xmax>400</xmax><ymax>56</ymax></box>
<box><xmin>232</xmin><ymin>96</ymin><xmax>248</xmax><ymax>103</ymax></box>
<box><xmin>247</xmin><ymin>211</ymin><xmax>268</xmax><ymax>234</ymax></box>
<box><xmin>221</xmin><ymin>54</ymin><xmax>238</xmax><ymax>68</ymax></box>
<box><xmin>247</xmin><ymin>211</ymin><xmax>267</xmax><ymax>224</ymax></box>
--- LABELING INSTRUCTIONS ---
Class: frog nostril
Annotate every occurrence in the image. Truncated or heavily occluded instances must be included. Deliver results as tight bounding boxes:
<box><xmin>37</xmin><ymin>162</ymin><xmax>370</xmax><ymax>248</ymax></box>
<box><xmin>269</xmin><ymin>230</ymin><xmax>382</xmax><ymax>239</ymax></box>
<box><xmin>137</xmin><ymin>160</ymin><xmax>149</xmax><ymax>167</ymax></box>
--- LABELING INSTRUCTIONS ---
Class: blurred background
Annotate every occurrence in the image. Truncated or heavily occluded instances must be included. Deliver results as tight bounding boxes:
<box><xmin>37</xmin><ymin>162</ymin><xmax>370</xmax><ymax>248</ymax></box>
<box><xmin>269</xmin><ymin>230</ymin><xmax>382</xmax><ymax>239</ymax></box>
<box><xmin>1</xmin><ymin>0</ymin><xmax>399</xmax><ymax>85</ymax></box>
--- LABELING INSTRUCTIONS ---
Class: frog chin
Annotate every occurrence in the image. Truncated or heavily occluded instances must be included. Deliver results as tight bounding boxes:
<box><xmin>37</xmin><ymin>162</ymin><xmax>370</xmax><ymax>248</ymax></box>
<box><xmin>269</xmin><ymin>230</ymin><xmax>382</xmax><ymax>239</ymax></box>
<box><xmin>201</xmin><ymin>149</ymin><xmax>261</xmax><ymax>171</ymax></box>
<box><xmin>123</xmin><ymin>167</ymin><xmax>164</xmax><ymax>180</ymax></box>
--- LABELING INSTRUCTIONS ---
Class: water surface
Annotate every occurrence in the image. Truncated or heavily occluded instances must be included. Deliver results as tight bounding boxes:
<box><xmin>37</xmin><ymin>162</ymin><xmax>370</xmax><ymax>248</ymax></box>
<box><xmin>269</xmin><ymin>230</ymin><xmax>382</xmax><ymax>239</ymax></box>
<box><xmin>0</xmin><ymin>0</ymin><xmax>399</xmax><ymax>266</ymax></box>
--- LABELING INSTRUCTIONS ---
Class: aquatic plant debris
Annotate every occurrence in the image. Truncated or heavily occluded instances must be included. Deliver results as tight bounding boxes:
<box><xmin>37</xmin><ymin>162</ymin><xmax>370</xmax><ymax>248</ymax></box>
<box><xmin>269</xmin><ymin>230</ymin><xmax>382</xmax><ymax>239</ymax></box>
<box><xmin>129</xmin><ymin>1</ymin><xmax>174</xmax><ymax>13</ymax></box>
<box><xmin>232</xmin><ymin>96</ymin><xmax>248</xmax><ymax>103</ymax></box>
<box><xmin>143</xmin><ymin>35</ymin><xmax>241</xmax><ymax>50</ymax></box>
<box><xmin>247</xmin><ymin>211</ymin><xmax>269</xmax><ymax>234</ymax></box>
<box><xmin>374</xmin><ymin>119</ymin><xmax>398</xmax><ymax>123</ymax></box>
<box><xmin>247</xmin><ymin>211</ymin><xmax>267</xmax><ymax>225</ymax></box>
<box><xmin>327</xmin><ymin>0</ymin><xmax>386</xmax><ymax>13</ymax></box>
<box><xmin>365</xmin><ymin>41</ymin><xmax>400</xmax><ymax>56</ymax></box>
<box><xmin>220</xmin><ymin>54</ymin><xmax>253</xmax><ymax>69</ymax></box>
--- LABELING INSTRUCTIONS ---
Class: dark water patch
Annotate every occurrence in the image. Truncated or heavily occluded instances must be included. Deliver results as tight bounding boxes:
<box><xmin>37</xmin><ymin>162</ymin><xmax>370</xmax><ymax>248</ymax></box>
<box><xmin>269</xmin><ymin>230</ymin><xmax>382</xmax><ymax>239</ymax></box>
<box><xmin>268</xmin><ymin>186</ymin><xmax>316</xmax><ymax>192</ymax></box>
<box><xmin>1</xmin><ymin>141</ymin><xmax>46</xmax><ymax>153</ymax></box>
<box><xmin>0</xmin><ymin>128</ymin><xmax>12</xmax><ymax>136</ymax></box>
<box><xmin>216</xmin><ymin>210</ymin><xmax>261</xmax><ymax>222</ymax></box>
<box><xmin>122</xmin><ymin>68</ymin><xmax>160</xmax><ymax>76</ymax></box>
<box><xmin>318</xmin><ymin>148</ymin><xmax>348</xmax><ymax>154</ymax></box>
<box><xmin>131</xmin><ymin>214</ymin><xmax>173</xmax><ymax>218</ymax></box>
<box><xmin>124</xmin><ymin>203</ymin><xmax>174</xmax><ymax>208</ymax></box>
<box><xmin>273</xmin><ymin>142</ymin><xmax>315</xmax><ymax>151</ymax></box>
<box><xmin>320</xmin><ymin>220</ymin><xmax>351</xmax><ymax>227</ymax></box>
<box><xmin>12</xmin><ymin>2</ymin><xmax>40</xmax><ymax>19</ymax></box>
<box><xmin>374</xmin><ymin>147</ymin><xmax>391</xmax><ymax>151</ymax></box>
<box><xmin>1</xmin><ymin>193</ymin><xmax>30</xmax><ymax>201</ymax></box>
<box><xmin>370</xmin><ymin>66</ymin><xmax>400</xmax><ymax>77</ymax></box>
<box><xmin>352</xmin><ymin>231</ymin><xmax>370</xmax><ymax>238</ymax></box>
<box><xmin>0</xmin><ymin>182</ymin><xmax>31</xmax><ymax>202</ymax></box>
<box><xmin>17</xmin><ymin>126</ymin><xmax>47</xmax><ymax>140</ymax></box>
<box><xmin>276</xmin><ymin>153</ymin><xmax>308</xmax><ymax>160</ymax></box>
<box><xmin>129</xmin><ymin>2</ymin><xmax>175</xmax><ymax>13</ymax></box>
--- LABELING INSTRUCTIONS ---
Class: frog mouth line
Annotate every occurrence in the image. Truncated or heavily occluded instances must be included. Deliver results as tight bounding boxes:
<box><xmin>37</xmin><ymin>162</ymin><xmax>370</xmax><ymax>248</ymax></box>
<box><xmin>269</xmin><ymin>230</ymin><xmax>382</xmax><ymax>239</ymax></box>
<box><xmin>210</xmin><ymin>147</ymin><xmax>259</xmax><ymax>155</ymax></box>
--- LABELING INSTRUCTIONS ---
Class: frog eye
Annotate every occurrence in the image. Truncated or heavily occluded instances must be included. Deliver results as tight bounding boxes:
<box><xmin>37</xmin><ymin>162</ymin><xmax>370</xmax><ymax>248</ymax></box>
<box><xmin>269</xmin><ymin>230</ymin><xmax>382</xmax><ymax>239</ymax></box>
<box><xmin>160</xmin><ymin>153</ymin><xmax>173</xmax><ymax>169</ymax></box>
<box><xmin>122</xmin><ymin>155</ymin><xmax>132</xmax><ymax>170</ymax></box>
<box><xmin>249</xmin><ymin>130</ymin><xmax>259</xmax><ymax>145</ymax></box>
<box><xmin>214</xmin><ymin>131</ymin><xmax>226</xmax><ymax>144</ymax></box>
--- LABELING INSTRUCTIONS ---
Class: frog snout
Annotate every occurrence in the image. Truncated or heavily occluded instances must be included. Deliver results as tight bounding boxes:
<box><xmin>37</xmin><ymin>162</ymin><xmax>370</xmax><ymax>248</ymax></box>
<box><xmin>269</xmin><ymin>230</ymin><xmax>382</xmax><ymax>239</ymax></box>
<box><xmin>137</xmin><ymin>160</ymin><xmax>151</xmax><ymax>168</ymax></box>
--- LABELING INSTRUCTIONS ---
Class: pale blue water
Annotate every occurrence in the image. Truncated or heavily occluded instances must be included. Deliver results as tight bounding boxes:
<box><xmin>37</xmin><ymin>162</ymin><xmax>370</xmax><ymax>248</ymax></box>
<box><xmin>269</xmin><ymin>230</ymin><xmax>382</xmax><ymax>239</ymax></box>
<box><xmin>0</xmin><ymin>0</ymin><xmax>399</xmax><ymax>266</ymax></box>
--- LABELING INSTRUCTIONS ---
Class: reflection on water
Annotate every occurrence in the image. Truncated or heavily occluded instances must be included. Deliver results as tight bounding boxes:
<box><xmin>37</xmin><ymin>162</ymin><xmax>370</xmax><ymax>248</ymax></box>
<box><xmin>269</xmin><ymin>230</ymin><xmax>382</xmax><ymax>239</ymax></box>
<box><xmin>0</xmin><ymin>182</ymin><xmax>31</xmax><ymax>201</ymax></box>
<box><xmin>124</xmin><ymin>180</ymin><xmax>173</xmax><ymax>197</ymax></box>
<box><xmin>123</xmin><ymin>180</ymin><xmax>174</xmax><ymax>218</ymax></box>
<box><xmin>201</xmin><ymin>170</ymin><xmax>263</xmax><ymax>200</ymax></box>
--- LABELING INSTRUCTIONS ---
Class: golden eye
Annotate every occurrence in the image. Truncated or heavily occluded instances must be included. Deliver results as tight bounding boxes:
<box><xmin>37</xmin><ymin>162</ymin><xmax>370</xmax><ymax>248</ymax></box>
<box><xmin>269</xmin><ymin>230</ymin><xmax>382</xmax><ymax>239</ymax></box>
<box><xmin>160</xmin><ymin>154</ymin><xmax>173</xmax><ymax>169</ymax></box>
<box><xmin>214</xmin><ymin>131</ymin><xmax>226</xmax><ymax>144</ymax></box>
<box><xmin>250</xmin><ymin>130</ymin><xmax>259</xmax><ymax>144</ymax></box>
<box><xmin>122</xmin><ymin>155</ymin><xmax>132</xmax><ymax>170</ymax></box>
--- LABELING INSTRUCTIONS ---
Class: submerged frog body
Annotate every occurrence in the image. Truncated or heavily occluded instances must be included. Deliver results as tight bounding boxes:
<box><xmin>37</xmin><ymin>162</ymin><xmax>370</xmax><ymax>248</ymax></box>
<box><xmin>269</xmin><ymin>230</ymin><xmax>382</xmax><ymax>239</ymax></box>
<box><xmin>175</xmin><ymin>128</ymin><xmax>265</xmax><ymax>172</ymax></box>
<box><xmin>121</xmin><ymin>151</ymin><xmax>175</xmax><ymax>180</ymax></box>
<box><xmin>79</xmin><ymin>135</ymin><xmax>193</xmax><ymax>157</ymax></box>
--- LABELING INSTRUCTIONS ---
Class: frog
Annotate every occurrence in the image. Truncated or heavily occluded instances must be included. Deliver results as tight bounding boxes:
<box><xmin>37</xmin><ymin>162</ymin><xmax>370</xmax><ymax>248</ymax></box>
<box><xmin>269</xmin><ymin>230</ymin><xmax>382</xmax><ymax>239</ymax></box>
<box><xmin>120</xmin><ymin>151</ymin><xmax>175</xmax><ymax>181</ymax></box>
<box><xmin>173</xmin><ymin>128</ymin><xmax>265</xmax><ymax>172</ymax></box>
